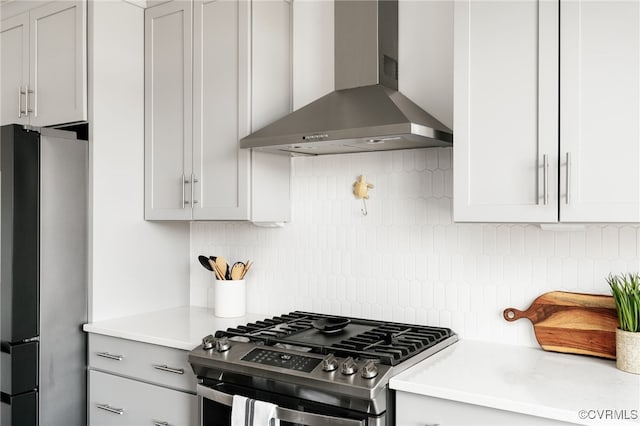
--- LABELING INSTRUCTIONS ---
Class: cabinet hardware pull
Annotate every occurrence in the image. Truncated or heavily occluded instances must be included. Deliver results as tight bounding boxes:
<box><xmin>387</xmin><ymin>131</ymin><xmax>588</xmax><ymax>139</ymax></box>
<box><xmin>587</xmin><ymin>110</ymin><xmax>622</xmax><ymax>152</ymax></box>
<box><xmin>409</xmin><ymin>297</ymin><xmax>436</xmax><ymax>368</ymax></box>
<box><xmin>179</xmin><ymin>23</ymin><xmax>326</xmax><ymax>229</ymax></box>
<box><xmin>565</xmin><ymin>152</ymin><xmax>571</xmax><ymax>205</ymax></box>
<box><xmin>152</xmin><ymin>364</ymin><xmax>184</xmax><ymax>375</ymax></box>
<box><xmin>18</xmin><ymin>87</ymin><xmax>23</xmax><ymax>117</ymax></box>
<box><xmin>96</xmin><ymin>351</ymin><xmax>124</xmax><ymax>361</ymax></box>
<box><xmin>182</xmin><ymin>174</ymin><xmax>189</xmax><ymax>208</ymax></box>
<box><xmin>96</xmin><ymin>403</ymin><xmax>124</xmax><ymax>415</ymax></box>
<box><xmin>25</xmin><ymin>84</ymin><xmax>33</xmax><ymax>114</ymax></box>
<box><xmin>542</xmin><ymin>154</ymin><xmax>549</xmax><ymax>205</ymax></box>
<box><xmin>191</xmin><ymin>173</ymin><xmax>199</xmax><ymax>205</ymax></box>
<box><xmin>153</xmin><ymin>421</ymin><xmax>170</xmax><ymax>426</ymax></box>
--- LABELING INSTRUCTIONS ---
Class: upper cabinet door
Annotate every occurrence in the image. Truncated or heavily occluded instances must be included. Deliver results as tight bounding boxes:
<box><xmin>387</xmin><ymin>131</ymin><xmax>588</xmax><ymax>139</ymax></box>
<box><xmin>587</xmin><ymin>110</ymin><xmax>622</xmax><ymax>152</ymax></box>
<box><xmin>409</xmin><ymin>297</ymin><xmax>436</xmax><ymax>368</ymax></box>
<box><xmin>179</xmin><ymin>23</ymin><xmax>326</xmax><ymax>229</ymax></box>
<box><xmin>29</xmin><ymin>1</ymin><xmax>86</xmax><ymax>126</ymax></box>
<box><xmin>560</xmin><ymin>0</ymin><xmax>640</xmax><ymax>222</ymax></box>
<box><xmin>0</xmin><ymin>13</ymin><xmax>29</xmax><ymax>126</ymax></box>
<box><xmin>453</xmin><ymin>0</ymin><xmax>559</xmax><ymax>223</ymax></box>
<box><xmin>249</xmin><ymin>0</ymin><xmax>292</xmax><ymax>223</ymax></box>
<box><xmin>192</xmin><ymin>0</ymin><xmax>250</xmax><ymax>220</ymax></box>
<box><xmin>192</xmin><ymin>0</ymin><xmax>291</xmax><ymax>222</ymax></box>
<box><xmin>145</xmin><ymin>1</ymin><xmax>193</xmax><ymax>220</ymax></box>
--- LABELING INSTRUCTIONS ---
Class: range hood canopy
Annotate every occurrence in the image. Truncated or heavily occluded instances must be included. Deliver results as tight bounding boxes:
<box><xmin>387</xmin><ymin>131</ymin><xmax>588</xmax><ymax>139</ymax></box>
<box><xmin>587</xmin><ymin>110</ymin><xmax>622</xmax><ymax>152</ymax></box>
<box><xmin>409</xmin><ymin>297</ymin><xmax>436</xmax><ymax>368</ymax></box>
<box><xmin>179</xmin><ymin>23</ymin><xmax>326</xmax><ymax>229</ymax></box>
<box><xmin>240</xmin><ymin>0</ymin><xmax>452</xmax><ymax>155</ymax></box>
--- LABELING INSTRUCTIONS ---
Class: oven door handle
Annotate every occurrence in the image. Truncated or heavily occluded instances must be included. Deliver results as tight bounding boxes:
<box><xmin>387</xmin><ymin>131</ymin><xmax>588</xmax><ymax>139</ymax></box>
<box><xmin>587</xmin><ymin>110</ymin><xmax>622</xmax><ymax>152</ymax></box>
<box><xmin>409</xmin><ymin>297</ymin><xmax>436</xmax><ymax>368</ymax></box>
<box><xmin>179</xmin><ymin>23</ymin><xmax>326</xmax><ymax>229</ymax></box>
<box><xmin>197</xmin><ymin>384</ymin><xmax>365</xmax><ymax>426</ymax></box>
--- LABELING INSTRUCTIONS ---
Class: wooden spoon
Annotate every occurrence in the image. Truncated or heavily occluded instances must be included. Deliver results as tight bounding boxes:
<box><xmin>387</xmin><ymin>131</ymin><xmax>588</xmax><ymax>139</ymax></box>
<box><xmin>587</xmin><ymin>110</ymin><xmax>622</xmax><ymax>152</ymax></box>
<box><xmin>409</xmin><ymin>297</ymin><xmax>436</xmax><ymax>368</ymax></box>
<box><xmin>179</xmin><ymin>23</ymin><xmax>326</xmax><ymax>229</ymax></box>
<box><xmin>215</xmin><ymin>256</ymin><xmax>229</xmax><ymax>280</ymax></box>
<box><xmin>208</xmin><ymin>259</ymin><xmax>224</xmax><ymax>280</ymax></box>
<box><xmin>230</xmin><ymin>262</ymin><xmax>245</xmax><ymax>280</ymax></box>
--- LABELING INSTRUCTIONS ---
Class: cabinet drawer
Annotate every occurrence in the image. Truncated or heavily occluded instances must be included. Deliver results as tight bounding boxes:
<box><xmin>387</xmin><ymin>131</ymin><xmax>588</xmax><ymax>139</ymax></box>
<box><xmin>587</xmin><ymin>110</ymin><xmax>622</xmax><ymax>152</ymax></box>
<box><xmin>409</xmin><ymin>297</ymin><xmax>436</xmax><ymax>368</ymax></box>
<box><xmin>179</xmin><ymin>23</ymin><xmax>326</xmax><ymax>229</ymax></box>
<box><xmin>88</xmin><ymin>334</ymin><xmax>196</xmax><ymax>393</ymax></box>
<box><xmin>89</xmin><ymin>370</ymin><xmax>197</xmax><ymax>426</ymax></box>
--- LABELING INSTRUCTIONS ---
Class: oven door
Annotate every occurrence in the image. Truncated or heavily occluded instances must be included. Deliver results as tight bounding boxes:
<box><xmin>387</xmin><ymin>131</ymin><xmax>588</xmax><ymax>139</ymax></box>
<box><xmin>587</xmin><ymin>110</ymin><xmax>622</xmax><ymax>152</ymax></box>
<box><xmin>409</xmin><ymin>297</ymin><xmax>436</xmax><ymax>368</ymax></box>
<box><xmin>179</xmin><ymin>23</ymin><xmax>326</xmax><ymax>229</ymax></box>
<box><xmin>197</xmin><ymin>383</ymin><xmax>385</xmax><ymax>426</ymax></box>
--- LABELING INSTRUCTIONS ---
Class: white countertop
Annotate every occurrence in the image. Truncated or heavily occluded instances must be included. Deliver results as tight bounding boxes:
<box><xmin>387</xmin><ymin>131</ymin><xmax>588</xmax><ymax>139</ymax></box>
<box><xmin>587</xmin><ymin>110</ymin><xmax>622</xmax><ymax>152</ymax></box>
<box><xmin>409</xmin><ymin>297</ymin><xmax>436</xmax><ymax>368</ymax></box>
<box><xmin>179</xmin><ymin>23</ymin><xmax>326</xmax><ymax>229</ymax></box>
<box><xmin>83</xmin><ymin>306</ymin><xmax>267</xmax><ymax>351</ymax></box>
<box><xmin>85</xmin><ymin>307</ymin><xmax>640</xmax><ymax>425</ymax></box>
<box><xmin>390</xmin><ymin>339</ymin><xmax>640</xmax><ymax>426</ymax></box>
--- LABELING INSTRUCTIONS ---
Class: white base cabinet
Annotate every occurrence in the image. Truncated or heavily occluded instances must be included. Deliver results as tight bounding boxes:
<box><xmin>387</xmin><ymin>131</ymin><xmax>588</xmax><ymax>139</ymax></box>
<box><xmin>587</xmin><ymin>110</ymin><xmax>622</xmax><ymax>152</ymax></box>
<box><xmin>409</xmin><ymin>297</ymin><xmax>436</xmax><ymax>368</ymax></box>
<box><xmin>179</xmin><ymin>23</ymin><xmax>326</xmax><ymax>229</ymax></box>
<box><xmin>396</xmin><ymin>391</ymin><xmax>578</xmax><ymax>426</ymax></box>
<box><xmin>89</xmin><ymin>371</ymin><xmax>196</xmax><ymax>426</ymax></box>
<box><xmin>87</xmin><ymin>334</ymin><xmax>197</xmax><ymax>426</ymax></box>
<box><xmin>0</xmin><ymin>1</ymin><xmax>87</xmax><ymax>127</ymax></box>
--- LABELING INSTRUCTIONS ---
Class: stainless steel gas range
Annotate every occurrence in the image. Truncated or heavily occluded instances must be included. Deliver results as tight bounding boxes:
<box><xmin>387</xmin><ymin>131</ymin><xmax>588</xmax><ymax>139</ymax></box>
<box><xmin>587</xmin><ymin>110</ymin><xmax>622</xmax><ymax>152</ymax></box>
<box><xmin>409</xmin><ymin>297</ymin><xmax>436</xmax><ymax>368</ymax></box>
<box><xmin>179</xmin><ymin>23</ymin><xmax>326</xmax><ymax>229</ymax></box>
<box><xmin>188</xmin><ymin>312</ymin><xmax>457</xmax><ymax>425</ymax></box>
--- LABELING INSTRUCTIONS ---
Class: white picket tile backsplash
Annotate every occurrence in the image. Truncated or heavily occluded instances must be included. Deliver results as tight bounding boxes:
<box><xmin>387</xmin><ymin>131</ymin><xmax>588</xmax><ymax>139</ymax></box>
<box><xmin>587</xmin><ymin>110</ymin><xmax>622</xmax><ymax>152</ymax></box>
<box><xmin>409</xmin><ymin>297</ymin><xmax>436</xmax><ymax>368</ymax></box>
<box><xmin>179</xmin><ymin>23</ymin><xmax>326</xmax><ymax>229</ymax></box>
<box><xmin>190</xmin><ymin>148</ymin><xmax>640</xmax><ymax>346</ymax></box>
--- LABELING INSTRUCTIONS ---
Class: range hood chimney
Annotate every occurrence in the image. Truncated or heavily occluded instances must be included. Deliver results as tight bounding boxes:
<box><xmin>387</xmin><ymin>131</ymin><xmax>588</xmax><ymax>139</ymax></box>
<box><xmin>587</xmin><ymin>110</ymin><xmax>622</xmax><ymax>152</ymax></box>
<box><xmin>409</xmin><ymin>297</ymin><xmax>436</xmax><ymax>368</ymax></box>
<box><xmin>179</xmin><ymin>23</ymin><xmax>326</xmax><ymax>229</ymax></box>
<box><xmin>240</xmin><ymin>0</ymin><xmax>453</xmax><ymax>155</ymax></box>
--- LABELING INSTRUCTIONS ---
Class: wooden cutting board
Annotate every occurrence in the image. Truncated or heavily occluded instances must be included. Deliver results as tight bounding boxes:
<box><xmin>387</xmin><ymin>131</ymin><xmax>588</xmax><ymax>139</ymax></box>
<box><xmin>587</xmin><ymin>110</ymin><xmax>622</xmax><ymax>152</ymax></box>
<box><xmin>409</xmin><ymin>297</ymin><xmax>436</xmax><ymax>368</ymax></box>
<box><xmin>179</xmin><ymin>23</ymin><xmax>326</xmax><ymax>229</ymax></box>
<box><xmin>503</xmin><ymin>291</ymin><xmax>619</xmax><ymax>359</ymax></box>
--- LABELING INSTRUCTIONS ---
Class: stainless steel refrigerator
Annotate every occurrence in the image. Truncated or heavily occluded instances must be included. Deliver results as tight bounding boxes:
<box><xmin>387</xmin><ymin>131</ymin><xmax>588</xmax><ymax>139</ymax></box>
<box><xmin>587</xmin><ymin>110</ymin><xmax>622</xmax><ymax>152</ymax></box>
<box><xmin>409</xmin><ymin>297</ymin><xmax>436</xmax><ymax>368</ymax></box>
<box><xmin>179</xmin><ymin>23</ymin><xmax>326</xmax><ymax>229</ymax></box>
<box><xmin>0</xmin><ymin>124</ymin><xmax>88</xmax><ymax>426</ymax></box>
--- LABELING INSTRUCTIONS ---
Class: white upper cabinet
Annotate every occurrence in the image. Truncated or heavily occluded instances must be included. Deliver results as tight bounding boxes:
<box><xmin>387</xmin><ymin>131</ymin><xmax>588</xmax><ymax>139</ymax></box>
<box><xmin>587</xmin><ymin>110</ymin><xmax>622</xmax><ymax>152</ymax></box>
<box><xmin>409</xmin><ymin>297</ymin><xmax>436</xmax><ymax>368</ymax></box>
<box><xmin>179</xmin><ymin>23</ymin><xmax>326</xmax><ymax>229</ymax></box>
<box><xmin>247</xmin><ymin>0</ymin><xmax>291</xmax><ymax>224</ymax></box>
<box><xmin>453</xmin><ymin>0</ymin><xmax>559</xmax><ymax>223</ymax></box>
<box><xmin>559</xmin><ymin>0</ymin><xmax>640</xmax><ymax>222</ymax></box>
<box><xmin>1</xmin><ymin>13</ymin><xmax>29</xmax><ymax>126</ymax></box>
<box><xmin>145</xmin><ymin>0</ymin><xmax>291</xmax><ymax>222</ymax></box>
<box><xmin>145</xmin><ymin>1</ymin><xmax>193</xmax><ymax>220</ymax></box>
<box><xmin>192</xmin><ymin>0</ymin><xmax>250</xmax><ymax>220</ymax></box>
<box><xmin>0</xmin><ymin>1</ymin><xmax>86</xmax><ymax>127</ymax></box>
<box><xmin>454</xmin><ymin>0</ymin><xmax>640</xmax><ymax>223</ymax></box>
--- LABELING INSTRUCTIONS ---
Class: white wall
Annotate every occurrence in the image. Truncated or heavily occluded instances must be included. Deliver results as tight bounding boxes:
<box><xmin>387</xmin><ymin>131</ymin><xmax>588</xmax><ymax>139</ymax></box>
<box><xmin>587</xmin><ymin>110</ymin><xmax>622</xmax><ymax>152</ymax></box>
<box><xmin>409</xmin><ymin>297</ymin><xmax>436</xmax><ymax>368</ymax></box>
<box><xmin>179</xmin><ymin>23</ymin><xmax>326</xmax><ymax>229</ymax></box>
<box><xmin>89</xmin><ymin>0</ymin><xmax>189</xmax><ymax>321</ymax></box>
<box><xmin>189</xmin><ymin>0</ymin><xmax>640</xmax><ymax>347</ymax></box>
<box><xmin>191</xmin><ymin>150</ymin><xmax>640</xmax><ymax>346</ymax></box>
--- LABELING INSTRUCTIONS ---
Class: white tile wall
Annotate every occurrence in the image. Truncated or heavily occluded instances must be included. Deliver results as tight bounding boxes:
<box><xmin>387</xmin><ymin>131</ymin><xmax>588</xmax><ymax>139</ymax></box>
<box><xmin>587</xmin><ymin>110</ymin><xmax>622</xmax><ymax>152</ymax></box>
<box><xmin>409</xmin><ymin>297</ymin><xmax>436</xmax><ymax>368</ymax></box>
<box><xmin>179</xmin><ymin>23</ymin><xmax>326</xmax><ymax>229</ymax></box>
<box><xmin>190</xmin><ymin>148</ymin><xmax>640</xmax><ymax>346</ymax></box>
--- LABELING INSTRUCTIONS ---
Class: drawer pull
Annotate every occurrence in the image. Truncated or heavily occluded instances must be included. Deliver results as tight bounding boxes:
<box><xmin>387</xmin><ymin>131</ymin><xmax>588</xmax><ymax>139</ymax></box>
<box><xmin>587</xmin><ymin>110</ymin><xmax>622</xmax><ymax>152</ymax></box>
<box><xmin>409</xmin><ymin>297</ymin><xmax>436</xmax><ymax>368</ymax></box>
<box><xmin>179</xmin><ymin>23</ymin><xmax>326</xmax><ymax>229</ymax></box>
<box><xmin>96</xmin><ymin>351</ymin><xmax>124</xmax><ymax>361</ymax></box>
<box><xmin>96</xmin><ymin>403</ymin><xmax>124</xmax><ymax>415</ymax></box>
<box><xmin>152</xmin><ymin>364</ymin><xmax>184</xmax><ymax>375</ymax></box>
<box><xmin>153</xmin><ymin>421</ymin><xmax>170</xmax><ymax>426</ymax></box>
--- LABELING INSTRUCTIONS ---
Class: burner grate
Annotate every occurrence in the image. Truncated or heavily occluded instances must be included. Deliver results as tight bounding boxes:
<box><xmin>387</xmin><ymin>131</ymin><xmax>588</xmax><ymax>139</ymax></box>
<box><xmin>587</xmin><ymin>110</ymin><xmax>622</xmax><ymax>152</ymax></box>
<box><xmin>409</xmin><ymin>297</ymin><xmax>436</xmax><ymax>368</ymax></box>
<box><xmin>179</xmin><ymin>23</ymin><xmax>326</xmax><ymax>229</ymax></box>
<box><xmin>215</xmin><ymin>311</ymin><xmax>454</xmax><ymax>366</ymax></box>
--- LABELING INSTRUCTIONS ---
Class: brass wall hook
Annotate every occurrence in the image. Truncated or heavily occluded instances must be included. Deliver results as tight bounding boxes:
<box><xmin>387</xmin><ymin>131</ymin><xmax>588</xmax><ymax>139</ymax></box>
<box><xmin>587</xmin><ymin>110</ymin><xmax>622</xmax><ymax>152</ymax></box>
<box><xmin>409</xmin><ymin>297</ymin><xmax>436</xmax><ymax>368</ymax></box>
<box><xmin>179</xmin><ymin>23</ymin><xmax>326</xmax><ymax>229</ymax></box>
<box><xmin>353</xmin><ymin>175</ymin><xmax>374</xmax><ymax>216</ymax></box>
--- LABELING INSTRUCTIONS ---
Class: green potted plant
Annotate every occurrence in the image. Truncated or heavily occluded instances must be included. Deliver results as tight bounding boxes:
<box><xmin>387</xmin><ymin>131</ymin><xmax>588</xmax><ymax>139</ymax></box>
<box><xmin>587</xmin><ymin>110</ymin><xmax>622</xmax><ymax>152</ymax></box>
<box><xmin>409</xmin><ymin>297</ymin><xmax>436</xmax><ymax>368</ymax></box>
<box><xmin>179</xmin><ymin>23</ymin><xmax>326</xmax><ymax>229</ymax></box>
<box><xmin>607</xmin><ymin>273</ymin><xmax>640</xmax><ymax>374</ymax></box>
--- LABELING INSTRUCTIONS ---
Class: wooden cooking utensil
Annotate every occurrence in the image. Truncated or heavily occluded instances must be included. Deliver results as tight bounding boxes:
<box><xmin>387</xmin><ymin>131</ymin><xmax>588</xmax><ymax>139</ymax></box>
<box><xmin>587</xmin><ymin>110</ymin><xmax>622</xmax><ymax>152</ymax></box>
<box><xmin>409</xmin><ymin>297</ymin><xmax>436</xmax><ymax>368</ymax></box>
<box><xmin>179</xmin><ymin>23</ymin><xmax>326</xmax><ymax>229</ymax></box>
<box><xmin>503</xmin><ymin>291</ymin><xmax>619</xmax><ymax>359</ymax></box>
<box><xmin>240</xmin><ymin>261</ymin><xmax>252</xmax><ymax>279</ymax></box>
<box><xmin>208</xmin><ymin>259</ymin><xmax>224</xmax><ymax>280</ymax></box>
<box><xmin>215</xmin><ymin>256</ymin><xmax>229</xmax><ymax>280</ymax></box>
<box><xmin>230</xmin><ymin>262</ymin><xmax>245</xmax><ymax>280</ymax></box>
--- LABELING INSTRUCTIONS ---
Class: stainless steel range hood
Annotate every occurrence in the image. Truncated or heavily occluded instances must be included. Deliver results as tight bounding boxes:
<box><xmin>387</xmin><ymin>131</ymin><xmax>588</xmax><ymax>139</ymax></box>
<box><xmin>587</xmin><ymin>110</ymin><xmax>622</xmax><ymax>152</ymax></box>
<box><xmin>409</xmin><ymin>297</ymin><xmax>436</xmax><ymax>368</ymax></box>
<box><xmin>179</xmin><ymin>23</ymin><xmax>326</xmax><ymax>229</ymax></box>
<box><xmin>240</xmin><ymin>0</ymin><xmax>452</xmax><ymax>155</ymax></box>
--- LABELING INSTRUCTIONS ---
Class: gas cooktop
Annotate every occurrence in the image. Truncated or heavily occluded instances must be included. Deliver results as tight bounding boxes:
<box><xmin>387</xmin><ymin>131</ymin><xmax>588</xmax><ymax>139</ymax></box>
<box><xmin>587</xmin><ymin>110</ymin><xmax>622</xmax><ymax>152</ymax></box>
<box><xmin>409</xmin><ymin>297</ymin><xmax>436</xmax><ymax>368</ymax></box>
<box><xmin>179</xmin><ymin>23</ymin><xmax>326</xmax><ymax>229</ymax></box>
<box><xmin>210</xmin><ymin>311</ymin><xmax>455</xmax><ymax>366</ymax></box>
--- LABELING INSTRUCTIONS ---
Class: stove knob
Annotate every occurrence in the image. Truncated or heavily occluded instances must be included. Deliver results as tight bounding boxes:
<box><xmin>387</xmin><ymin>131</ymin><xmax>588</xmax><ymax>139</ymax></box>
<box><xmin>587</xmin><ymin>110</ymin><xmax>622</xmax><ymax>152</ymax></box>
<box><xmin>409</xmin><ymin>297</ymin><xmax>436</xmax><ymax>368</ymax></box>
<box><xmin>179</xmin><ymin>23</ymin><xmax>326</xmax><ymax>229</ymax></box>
<box><xmin>321</xmin><ymin>354</ymin><xmax>339</xmax><ymax>372</ymax></box>
<box><xmin>202</xmin><ymin>334</ymin><xmax>215</xmax><ymax>350</ymax></box>
<box><xmin>215</xmin><ymin>337</ymin><xmax>231</xmax><ymax>352</ymax></box>
<box><xmin>340</xmin><ymin>357</ymin><xmax>358</xmax><ymax>376</ymax></box>
<box><xmin>360</xmin><ymin>360</ymin><xmax>378</xmax><ymax>379</ymax></box>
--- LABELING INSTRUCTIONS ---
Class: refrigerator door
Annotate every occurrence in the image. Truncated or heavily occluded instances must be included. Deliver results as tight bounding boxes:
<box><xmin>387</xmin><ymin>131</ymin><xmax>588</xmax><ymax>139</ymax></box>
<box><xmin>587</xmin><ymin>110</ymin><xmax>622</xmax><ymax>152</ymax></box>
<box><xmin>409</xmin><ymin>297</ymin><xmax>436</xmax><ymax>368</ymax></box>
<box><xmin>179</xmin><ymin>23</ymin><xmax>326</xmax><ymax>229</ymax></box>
<box><xmin>1</xmin><ymin>391</ymin><xmax>37</xmax><ymax>426</ymax></box>
<box><xmin>0</xmin><ymin>124</ymin><xmax>87</xmax><ymax>426</ymax></box>
<box><xmin>0</xmin><ymin>124</ymin><xmax>40</xmax><ymax>343</ymax></box>
<box><xmin>38</xmin><ymin>127</ymin><xmax>88</xmax><ymax>425</ymax></box>
<box><xmin>0</xmin><ymin>341</ymin><xmax>38</xmax><ymax>395</ymax></box>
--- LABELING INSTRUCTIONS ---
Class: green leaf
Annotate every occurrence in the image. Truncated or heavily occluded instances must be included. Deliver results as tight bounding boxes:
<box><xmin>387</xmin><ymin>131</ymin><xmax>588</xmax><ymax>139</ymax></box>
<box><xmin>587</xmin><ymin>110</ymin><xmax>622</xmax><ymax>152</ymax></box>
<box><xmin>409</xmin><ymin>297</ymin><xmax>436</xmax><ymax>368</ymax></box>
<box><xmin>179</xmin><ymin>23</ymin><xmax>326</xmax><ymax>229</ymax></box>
<box><xmin>608</xmin><ymin>272</ymin><xmax>640</xmax><ymax>332</ymax></box>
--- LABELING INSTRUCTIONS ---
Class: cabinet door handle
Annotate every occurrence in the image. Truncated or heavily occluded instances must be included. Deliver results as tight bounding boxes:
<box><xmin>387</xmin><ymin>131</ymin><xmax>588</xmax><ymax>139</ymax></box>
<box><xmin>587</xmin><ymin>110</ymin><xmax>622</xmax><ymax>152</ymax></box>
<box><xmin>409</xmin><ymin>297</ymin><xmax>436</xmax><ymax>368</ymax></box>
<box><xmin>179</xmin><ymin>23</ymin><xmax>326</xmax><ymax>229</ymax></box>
<box><xmin>25</xmin><ymin>84</ymin><xmax>33</xmax><ymax>114</ymax></box>
<box><xmin>191</xmin><ymin>173</ymin><xmax>199</xmax><ymax>205</ymax></box>
<box><xmin>153</xmin><ymin>421</ymin><xmax>170</xmax><ymax>426</ymax></box>
<box><xmin>565</xmin><ymin>152</ymin><xmax>571</xmax><ymax>205</ymax></box>
<box><xmin>182</xmin><ymin>174</ymin><xmax>190</xmax><ymax>207</ymax></box>
<box><xmin>96</xmin><ymin>403</ymin><xmax>124</xmax><ymax>415</ymax></box>
<box><xmin>96</xmin><ymin>351</ymin><xmax>124</xmax><ymax>361</ymax></box>
<box><xmin>18</xmin><ymin>86</ymin><xmax>24</xmax><ymax>117</ymax></box>
<box><xmin>152</xmin><ymin>364</ymin><xmax>184</xmax><ymax>375</ymax></box>
<box><xmin>542</xmin><ymin>154</ymin><xmax>549</xmax><ymax>205</ymax></box>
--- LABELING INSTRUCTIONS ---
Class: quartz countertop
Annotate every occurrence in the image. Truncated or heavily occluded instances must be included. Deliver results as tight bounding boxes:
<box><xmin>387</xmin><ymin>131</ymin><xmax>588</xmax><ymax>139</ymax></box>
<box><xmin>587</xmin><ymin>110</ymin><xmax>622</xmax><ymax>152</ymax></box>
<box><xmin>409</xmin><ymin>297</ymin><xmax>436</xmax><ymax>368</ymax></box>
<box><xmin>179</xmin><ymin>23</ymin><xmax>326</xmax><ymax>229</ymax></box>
<box><xmin>85</xmin><ymin>308</ymin><xmax>640</xmax><ymax>425</ymax></box>
<box><xmin>390</xmin><ymin>339</ymin><xmax>640</xmax><ymax>426</ymax></box>
<box><xmin>83</xmin><ymin>306</ymin><xmax>267</xmax><ymax>351</ymax></box>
